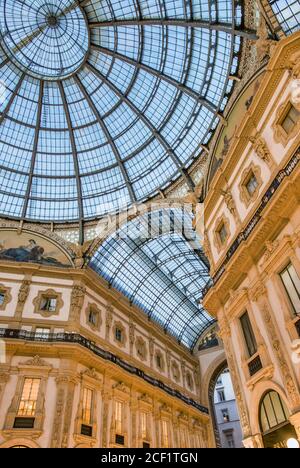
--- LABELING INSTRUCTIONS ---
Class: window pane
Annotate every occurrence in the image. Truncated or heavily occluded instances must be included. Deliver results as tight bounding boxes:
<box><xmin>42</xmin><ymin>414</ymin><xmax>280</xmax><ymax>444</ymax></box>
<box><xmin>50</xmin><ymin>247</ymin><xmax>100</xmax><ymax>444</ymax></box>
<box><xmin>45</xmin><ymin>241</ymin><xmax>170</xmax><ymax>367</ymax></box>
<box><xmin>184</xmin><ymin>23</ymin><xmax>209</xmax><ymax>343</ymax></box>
<box><xmin>240</xmin><ymin>312</ymin><xmax>257</xmax><ymax>357</ymax></box>
<box><xmin>18</xmin><ymin>378</ymin><xmax>40</xmax><ymax>417</ymax></box>
<box><xmin>115</xmin><ymin>401</ymin><xmax>123</xmax><ymax>434</ymax></box>
<box><xmin>260</xmin><ymin>391</ymin><xmax>289</xmax><ymax>433</ymax></box>
<box><xmin>280</xmin><ymin>263</ymin><xmax>300</xmax><ymax>313</ymax></box>
<box><xmin>82</xmin><ymin>387</ymin><xmax>93</xmax><ymax>425</ymax></box>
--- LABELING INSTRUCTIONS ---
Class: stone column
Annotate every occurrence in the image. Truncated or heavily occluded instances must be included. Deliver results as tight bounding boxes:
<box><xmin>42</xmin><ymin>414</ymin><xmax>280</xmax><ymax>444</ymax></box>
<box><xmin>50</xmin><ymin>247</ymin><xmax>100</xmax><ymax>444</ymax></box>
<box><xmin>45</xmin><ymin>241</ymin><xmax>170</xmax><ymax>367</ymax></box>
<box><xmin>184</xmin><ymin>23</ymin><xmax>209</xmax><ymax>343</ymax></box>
<box><xmin>101</xmin><ymin>387</ymin><xmax>112</xmax><ymax>448</ymax></box>
<box><xmin>290</xmin><ymin>412</ymin><xmax>300</xmax><ymax>441</ymax></box>
<box><xmin>67</xmin><ymin>283</ymin><xmax>86</xmax><ymax>331</ymax></box>
<box><xmin>130</xmin><ymin>392</ymin><xmax>138</xmax><ymax>448</ymax></box>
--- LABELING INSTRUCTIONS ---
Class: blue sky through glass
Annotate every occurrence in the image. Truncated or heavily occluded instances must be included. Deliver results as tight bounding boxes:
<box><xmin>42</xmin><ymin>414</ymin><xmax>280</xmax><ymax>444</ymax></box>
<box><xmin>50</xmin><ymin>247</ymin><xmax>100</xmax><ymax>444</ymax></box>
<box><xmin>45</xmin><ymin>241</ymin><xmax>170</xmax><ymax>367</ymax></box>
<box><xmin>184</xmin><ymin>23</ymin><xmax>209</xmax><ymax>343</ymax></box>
<box><xmin>0</xmin><ymin>0</ymin><xmax>242</xmax><ymax>222</ymax></box>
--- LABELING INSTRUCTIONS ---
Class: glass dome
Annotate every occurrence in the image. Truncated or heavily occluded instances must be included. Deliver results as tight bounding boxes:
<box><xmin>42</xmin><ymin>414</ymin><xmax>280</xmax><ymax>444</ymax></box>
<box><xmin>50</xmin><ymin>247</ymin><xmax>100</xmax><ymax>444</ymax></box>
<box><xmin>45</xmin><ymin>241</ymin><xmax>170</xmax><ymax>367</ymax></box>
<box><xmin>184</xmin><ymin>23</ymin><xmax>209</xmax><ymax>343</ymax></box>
<box><xmin>0</xmin><ymin>0</ymin><xmax>245</xmax><ymax>222</ymax></box>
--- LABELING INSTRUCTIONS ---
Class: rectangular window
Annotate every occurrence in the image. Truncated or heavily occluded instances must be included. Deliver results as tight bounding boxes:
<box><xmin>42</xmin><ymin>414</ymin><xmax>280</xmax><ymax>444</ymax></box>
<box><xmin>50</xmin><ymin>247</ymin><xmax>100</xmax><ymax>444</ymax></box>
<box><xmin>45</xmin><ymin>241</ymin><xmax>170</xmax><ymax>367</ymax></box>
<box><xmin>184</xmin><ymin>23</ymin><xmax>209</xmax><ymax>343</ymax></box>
<box><xmin>281</xmin><ymin>105</ymin><xmax>300</xmax><ymax>134</ymax></box>
<box><xmin>18</xmin><ymin>378</ymin><xmax>40</xmax><ymax>417</ymax></box>
<box><xmin>224</xmin><ymin>431</ymin><xmax>235</xmax><ymax>448</ymax></box>
<box><xmin>218</xmin><ymin>390</ymin><xmax>226</xmax><ymax>402</ymax></box>
<box><xmin>245</xmin><ymin>172</ymin><xmax>258</xmax><ymax>196</ymax></box>
<box><xmin>140</xmin><ymin>412</ymin><xmax>147</xmax><ymax>440</ymax></box>
<box><xmin>40</xmin><ymin>297</ymin><xmax>57</xmax><ymax>312</ymax></box>
<box><xmin>240</xmin><ymin>311</ymin><xmax>257</xmax><ymax>357</ymax></box>
<box><xmin>280</xmin><ymin>263</ymin><xmax>300</xmax><ymax>314</ymax></box>
<box><xmin>115</xmin><ymin>401</ymin><xmax>123</xmax><ymax>435</ymax></box>
<box><xmin>82</xmin><ymin>387</ymin><xmax>93</xmax><ymax>425</ymax></box>
<box><xmin>162</xmin><ymin>420</ymin><xmax>169</xmax><ymax>448</ymax></box>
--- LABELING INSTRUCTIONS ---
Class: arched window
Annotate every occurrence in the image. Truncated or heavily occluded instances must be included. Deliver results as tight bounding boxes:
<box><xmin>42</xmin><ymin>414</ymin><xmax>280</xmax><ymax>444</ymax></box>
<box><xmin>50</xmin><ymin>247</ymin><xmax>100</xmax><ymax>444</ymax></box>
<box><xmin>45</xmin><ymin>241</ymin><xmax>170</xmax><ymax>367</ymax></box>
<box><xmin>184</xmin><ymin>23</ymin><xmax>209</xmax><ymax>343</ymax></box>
<box><xmin>260</xmin><ymin>391</ymin><xmax>289</xmax><ymax>434</ymax></box>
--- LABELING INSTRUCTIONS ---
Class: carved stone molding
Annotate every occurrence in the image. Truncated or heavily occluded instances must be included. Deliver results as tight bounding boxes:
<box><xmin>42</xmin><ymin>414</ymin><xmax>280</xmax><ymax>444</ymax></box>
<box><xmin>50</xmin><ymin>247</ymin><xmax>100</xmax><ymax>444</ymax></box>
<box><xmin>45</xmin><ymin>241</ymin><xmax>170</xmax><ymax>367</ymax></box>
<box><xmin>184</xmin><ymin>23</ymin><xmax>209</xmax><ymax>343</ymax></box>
<box><xmin>15</xmin><ymin>279</ymin><xmax>31</xmax><ymax>318</ymax></box>
<box><xmin>51</xmin><ymin>375</ymin><xmax>77</xmax><ymax>448</ymax></box>
<box><xmin>69</xmin><ymin>284</ymin><xmax>86</xmax><ymax>322</ymax></box>
<box><xmin>19</xmin><ymin>355</ymin><xmax>51</xmax><ymax>368</ymax></box>
<box><xmin>138</xmin><ymin>393</ymin><xmax>153</xmax><ymax>405</ymax></box>
<box><xmin>221</xmin><ymin>188</ymin><xmax>241</xmax><ymax>225</ymax></box>
<box><xmin>203</xmin><ymin>230</ymin><xmax>214</xmax><ymax>269</ymax></box>
<box><xmin>250</xmin><ymin>133</ymin><xmax>275</xmax><ymax>169</ymax></box>
<box><xmin>239</xmin><ymin>163</ymin><xmax>263</xmax><ymax>208</ymax></box>
<box><xmin>259</xmin><ymin>300</ymin><xmax>300</xmax><ymax>409</ymax></box>
<box><xmin>288</xmin><ymin>51</ymin><xmax>300</xmax><ymax>79</ymax></box>
<box><xmin>105</xmin><ymin>304</ymin><xmax>113</xmax><ymax>340</ymax></box>
<box><xmin>113</xmin><ymin>381</ymin><xmax>130</xmax><ymax>394</ymax></box>
<box><xmin>255</xmin><ymin>15</ymin><xmax>277</xmax><ymax>61</ymax></box>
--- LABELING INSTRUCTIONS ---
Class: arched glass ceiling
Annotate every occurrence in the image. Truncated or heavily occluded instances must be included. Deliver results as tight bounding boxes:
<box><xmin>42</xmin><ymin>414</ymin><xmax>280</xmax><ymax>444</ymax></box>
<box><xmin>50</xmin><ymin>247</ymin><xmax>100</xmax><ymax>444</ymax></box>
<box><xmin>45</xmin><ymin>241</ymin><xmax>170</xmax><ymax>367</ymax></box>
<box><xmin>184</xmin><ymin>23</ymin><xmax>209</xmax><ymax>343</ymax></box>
<box><xmin>269</xmin><ymin>1</ymin><xmax>300</xmax><ymax>35</ymax></box>
<box><xmin>0</xmin><ymin>0</ymin><xmax>249</xmax><ymax>222</ymax></box>
<box><xmin>90</xmin><ymin>208</ymin><xmax>214</xmax><ymax>349</ymax></box>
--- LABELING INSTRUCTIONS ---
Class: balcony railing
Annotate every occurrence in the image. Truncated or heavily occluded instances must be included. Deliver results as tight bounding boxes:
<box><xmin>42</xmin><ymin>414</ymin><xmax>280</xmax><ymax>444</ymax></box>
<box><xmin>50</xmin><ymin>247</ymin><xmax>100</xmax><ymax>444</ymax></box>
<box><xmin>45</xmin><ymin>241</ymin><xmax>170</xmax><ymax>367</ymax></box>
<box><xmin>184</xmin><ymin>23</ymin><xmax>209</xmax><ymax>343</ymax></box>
<box><xmin>248</xmin><ymin>355</ymin><xmax>263</xmax><ymax>377</ymax></box>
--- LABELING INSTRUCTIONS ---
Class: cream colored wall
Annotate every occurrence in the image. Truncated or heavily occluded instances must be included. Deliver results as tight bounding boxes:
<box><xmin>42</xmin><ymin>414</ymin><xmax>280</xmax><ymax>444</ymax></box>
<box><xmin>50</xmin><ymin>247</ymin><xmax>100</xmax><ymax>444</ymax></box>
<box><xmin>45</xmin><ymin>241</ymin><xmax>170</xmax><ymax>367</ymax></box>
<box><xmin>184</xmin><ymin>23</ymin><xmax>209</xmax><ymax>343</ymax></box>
<box><xmin>0</xmin><ymin>269</ymin><xmax>199</xmax><ymax>398</ymax></box>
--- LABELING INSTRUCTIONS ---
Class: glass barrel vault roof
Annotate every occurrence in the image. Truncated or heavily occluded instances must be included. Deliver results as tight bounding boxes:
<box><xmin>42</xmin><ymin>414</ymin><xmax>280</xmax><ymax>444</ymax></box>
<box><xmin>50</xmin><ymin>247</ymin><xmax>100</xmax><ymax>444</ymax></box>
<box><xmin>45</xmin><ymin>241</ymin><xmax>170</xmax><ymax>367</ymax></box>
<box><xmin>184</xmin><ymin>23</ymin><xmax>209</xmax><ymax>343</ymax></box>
<box><xmin>90</xmin><ymin>208</ymin><xmax>214</xmax><ymax>349</ymax></box>
<box><xmin>0</xmin><ymin>0</ymin><xmax>245</xmax><ymax>222</ymax></box>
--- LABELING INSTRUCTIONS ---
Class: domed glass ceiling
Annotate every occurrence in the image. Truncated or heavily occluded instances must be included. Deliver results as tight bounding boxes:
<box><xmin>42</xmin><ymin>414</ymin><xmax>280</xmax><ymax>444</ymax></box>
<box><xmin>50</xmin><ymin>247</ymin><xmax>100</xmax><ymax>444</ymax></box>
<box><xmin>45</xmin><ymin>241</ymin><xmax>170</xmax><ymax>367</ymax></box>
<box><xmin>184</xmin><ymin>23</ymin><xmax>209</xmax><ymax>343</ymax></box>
<box><xmin>0</xmin><ymin>0</ymin><xmax>248</xmax><ymax>222</ymax></box>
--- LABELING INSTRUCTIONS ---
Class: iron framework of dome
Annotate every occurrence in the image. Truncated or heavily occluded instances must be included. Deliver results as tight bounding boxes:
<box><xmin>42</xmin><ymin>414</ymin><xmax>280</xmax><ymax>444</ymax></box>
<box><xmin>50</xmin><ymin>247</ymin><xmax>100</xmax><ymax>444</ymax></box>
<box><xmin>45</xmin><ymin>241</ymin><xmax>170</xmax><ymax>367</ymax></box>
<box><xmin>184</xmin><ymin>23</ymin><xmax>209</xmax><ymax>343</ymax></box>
<box><xmin>90</xmin><ymin>208</ymin><xmax>214</xmax><ymax>349</ymax></box>
<box><xmin>0</xmin><ymin>0</ymin><xmax>257</xmax><ymax>224</ymax></box>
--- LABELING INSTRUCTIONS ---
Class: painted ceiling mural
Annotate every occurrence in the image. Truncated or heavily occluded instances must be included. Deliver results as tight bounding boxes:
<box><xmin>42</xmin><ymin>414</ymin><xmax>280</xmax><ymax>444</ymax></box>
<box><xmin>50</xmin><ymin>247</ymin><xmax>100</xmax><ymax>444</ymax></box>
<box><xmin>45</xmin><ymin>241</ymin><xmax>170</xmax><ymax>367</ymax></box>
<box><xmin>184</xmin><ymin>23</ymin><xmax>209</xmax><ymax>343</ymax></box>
<box><xmin>0</xmin><ymin>230</ymin><xmax>72</xmax><ymax>267</ymax></box>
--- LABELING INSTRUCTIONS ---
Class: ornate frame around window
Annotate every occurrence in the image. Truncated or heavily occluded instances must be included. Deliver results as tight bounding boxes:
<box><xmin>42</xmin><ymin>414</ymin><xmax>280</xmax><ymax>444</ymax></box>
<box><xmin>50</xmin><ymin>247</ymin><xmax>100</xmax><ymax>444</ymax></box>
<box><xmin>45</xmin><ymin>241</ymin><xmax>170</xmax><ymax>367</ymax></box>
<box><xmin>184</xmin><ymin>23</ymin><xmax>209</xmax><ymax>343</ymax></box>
<box><xmin>113</xmin><ymin>321</ymin><xmax>127</xmax><ymax>348</ymax></box>
<box><xmin>135</xmin><ymin>336</ymin><xmax>148</xmax><ymax>362</ymax></box>
<box><xmin>85</xmin><ymin>303</ymin><xmax>102</xmax><ymax>332</ymax></box>
<box><xmin>273</xmin><ymin>100</ymin><xmax>300</xmax><ymax>147</ymax></box>
<box><xmin>239</xmin><ymin>163</ymin><xmax>262</xmax><ymax>208</ymax></box>
<box><xmin>171</xmin><ymin>361</ymin><xmax>181</xmax><ymax>383</ymax></box>
<box><xmin>213</xmin><ymin>215</ymin><xmax>230</xmax><ymax>253</ymax></box>
<box><xmin>33</xmin><ymin>289</ymin><xmax>64</xmax><ymax>318</ymax></box>
<box><xmin>0</xmin><ymin>284</ymin><xmax>12</xmax><ymax>311</ymax></box>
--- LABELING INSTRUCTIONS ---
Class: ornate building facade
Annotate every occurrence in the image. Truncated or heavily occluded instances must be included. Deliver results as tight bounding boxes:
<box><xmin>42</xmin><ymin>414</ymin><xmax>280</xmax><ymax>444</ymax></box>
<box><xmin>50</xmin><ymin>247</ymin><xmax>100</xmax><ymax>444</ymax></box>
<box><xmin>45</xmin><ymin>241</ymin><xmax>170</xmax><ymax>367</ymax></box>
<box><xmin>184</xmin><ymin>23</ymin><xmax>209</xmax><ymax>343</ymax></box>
<box><xmin>202</xmin><ymin>31</ymin><xmax>300</xmax><ymax>448</ymax></box>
